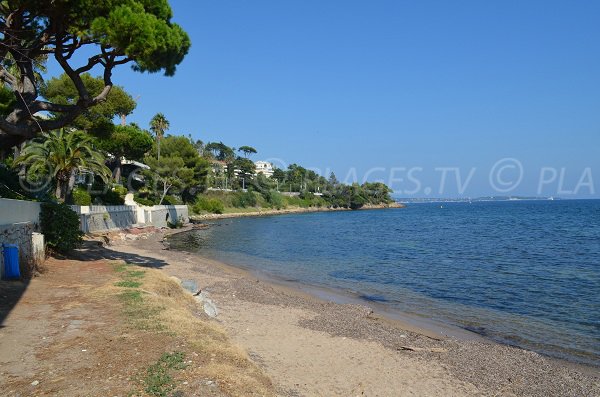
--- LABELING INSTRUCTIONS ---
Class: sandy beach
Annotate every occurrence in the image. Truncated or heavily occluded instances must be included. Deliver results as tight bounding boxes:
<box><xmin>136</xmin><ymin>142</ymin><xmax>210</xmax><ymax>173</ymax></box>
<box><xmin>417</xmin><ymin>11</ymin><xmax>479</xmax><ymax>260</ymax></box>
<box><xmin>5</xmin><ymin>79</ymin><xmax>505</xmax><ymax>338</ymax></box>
<box><xmin>102</xmin><ymin>228</ymin><xmax>599</xmax><ymax>396</ymax></box>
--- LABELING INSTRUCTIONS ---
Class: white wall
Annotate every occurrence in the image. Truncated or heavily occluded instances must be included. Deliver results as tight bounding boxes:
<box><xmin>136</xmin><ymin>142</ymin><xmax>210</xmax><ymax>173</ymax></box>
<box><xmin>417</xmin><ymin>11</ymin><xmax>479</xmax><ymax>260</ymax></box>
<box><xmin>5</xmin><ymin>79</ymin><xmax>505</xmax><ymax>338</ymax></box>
<box><xmin>0</xmin><ymin>198</ymin><xmax>41</xmax><ymax>225</ymax></box>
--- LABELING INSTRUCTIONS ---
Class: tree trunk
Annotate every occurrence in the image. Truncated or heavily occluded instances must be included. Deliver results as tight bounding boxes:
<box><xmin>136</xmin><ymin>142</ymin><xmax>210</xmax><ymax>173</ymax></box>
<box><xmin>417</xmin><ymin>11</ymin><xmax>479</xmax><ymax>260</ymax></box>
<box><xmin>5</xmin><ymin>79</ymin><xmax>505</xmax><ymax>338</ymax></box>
<box><xmin>55</xmin><ymin>180</ymin><xmax>63</xmax><ymax>202</ymax></box>
<box><xmin>158</xmin><ymin>181</ymin><xmax>170</xmax><ymax>205</ymax></box>
<box><xmin>66</xmin><ymin>170</ymin><xmax>76</xmax><ymax>203</ymax></box>
<box><xmin>113</xmin><ymin>161</ymin><xmax>122</xmax><ymax>184</ymax></box>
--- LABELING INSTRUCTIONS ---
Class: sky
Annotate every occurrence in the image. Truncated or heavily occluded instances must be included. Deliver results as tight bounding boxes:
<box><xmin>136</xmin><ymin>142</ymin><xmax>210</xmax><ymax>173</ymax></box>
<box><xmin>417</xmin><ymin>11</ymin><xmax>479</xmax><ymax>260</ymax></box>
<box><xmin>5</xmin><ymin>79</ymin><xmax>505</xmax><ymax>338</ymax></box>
<box><xmin>47</xmin><ymin>1</ymin><xmax>600</xmax><ymax>198</ymax></box>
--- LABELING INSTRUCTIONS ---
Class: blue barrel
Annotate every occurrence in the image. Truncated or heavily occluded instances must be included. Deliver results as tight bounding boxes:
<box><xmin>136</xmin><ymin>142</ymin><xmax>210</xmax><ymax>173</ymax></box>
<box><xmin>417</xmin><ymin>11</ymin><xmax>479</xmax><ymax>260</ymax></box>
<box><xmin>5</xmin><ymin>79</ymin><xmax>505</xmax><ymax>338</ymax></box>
<box><xmin>2</xmin><ymin>244</ymin><xmax>20</xmax><ymax>280</ymax></box>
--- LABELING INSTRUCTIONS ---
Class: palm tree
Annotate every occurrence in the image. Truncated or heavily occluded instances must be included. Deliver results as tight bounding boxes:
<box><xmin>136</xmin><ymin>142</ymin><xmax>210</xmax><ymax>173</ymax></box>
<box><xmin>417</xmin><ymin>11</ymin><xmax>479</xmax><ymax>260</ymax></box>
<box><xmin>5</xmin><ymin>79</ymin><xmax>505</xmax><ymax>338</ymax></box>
<box><xmin>15</xmin><ymin>129</ymin><xmax>111</xmax><ymax>202</ymax></box>
<box><xmin>150</xmin><ymin>113</ymin><xmax>170</xmax><ymax>160</ymax></box>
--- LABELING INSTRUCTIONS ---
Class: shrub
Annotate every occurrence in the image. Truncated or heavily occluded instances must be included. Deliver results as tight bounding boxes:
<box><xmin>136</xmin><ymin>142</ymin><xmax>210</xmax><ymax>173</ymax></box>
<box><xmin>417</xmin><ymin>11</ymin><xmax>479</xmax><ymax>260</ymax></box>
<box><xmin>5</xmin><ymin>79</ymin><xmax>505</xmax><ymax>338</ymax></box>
<box><xmin>100</xmin><ymin>185</ymin><xmax>126</xmax><ymax>205</ymax></box>
<box><xmin>134</xmin><ymin>194</ymin><xmax>155</xmax><ymax>206</ymax></box>
<box><xmin>265</xmin><ymin>190</ymin><xmax>285</xmax><ymax>209</ymax></box>
<box><xmin>113</xmin><ymin>184</ymin><xmax>128</xmax><ymax>196</ymax></box>
<box><xmin>71</xmin><ymin>187</ymin><xmax>92</xmax><ymax>205</ymax></box>
<box><xmin>193</xmin><ymin>196</ymin><xmax>224</xmax><ymax>214</ymax></box>
<box><xmin>231</xmin><ymin>191</ymin><xmax>257</xmax><ymax>208</ymax></box>
<box><xmin>40</xmin><ymin>202</ymin><xmax>83</xmax><ymax>254</ymax></box>
<box><xmin>161</xmin><ymin>195</ymin><xmax>182</xmax><ymax>205</ymax></box>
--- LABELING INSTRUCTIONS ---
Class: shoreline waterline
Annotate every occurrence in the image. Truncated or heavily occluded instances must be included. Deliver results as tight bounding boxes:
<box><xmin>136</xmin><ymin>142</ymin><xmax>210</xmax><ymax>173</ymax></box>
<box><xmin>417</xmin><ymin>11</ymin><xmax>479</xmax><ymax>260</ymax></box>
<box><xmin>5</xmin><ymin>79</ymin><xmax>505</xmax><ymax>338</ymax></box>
<box><xmin>162</xmin><ymin>226</ymin><xmax>598</xmax><ymax>374</ymax></box>
<box><xmin>165</xmin><ymin>200</ymin><xmax>600</xmax><ymax>368</ymax></box>
<box><xmin>98</xmin><ymin>228</ymin><xmax>600</xmax><ymax>394</ymax></box>
<box><xmin>188</xmin><ymin>201</ymin><xmax>405</xmax><ymax>221</ymax></box>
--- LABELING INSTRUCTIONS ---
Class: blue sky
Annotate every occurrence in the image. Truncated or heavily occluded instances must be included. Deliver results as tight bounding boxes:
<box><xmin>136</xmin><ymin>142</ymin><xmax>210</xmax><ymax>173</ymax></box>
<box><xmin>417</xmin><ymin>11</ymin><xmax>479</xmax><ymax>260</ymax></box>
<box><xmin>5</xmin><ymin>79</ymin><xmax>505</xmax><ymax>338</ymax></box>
<box><xmin>47</xmin><ymin>1</ymin><xmax>600</xmax><ymax>198</ymax></box>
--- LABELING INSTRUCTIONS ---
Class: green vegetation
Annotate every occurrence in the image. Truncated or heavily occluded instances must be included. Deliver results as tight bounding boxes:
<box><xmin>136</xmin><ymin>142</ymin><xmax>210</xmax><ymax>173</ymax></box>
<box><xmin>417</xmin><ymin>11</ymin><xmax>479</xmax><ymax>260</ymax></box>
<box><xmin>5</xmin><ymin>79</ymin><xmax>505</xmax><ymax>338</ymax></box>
<box><xmin>193</xmin><ymin>196</ymin><xmax>225</xmax><ymax>214</ymax></box>
<box><xmin>42</xmin><ymin>73</ymin><xmax>137</xmax><ymax>138</ymax></box>
<box><xmin>190</xmin><ymin>163</ymin><xmax>394</xmax><ymax>214</ymax></box>
<box><xmin>114</xmin><ymin>266</ymin><xmax>165</xmax><ymax>332</ymax></box>
<box><xmin>0</xmin><ymin>0</ymin><xmax>190</xmax><ymax>150</ymax></box>
<box><xmin>71</xmin><ymin>187</ymin><xmax>92</xmax><ymax>206</ymax></box>
<box><xmin>150</xmin><ymin>113</ymin><xmax>170</xmax><ymax>161</ymax></box>
<box><xmin>15</xmin><ymin>129</ymin><xmax>112</xmax><ymax>202</ymax></box>
<box><xmin>40</xmin><ymin>202</ymin><xmax>84</xmax><ymax>254</ymax></box>
<box><xmin>95</xmin><ymin>124</ymin><xmax>154</xmax><ymax>182</ymax></box>
<box><xmin>114</xmin><ymin>280</ymin><xmax>143</xmax><ymax>288</ymax></box>
<box><xmin>142</xmin><ymin>352</ymin><xmax>187</xmax><ymax>397</ymax></box>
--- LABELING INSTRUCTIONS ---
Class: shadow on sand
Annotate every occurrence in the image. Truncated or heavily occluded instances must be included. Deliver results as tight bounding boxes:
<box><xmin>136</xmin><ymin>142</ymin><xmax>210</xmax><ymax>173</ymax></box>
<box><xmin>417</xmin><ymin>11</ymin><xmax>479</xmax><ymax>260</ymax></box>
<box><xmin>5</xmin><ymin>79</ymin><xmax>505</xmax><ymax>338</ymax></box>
<box><xmin>1</xmin><ymin>241</ymin><xmax>169</xmax><ymax>327</ymax></box>
<box><xmin>72</xmin><ymin>240</ymin><xmax>169</xmax><ymax>269</ymax></box>
<box><xmin>0</xmin><ymin>279</ymin><xmax>29</xmax><ymax>328</ymax></box>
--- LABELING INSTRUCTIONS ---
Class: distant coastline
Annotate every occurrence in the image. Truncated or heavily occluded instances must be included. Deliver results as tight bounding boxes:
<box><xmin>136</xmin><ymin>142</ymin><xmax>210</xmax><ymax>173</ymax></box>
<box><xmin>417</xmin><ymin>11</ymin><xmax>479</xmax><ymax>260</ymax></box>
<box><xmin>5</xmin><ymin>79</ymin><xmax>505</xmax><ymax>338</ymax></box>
<box><xmin>396</xmin><ymin>196</ymin><xmax>559</xmax><ymax>204</ymax></box>
<box><xmin>189</xmin><ymin>201</ymin><xmax>405</xmax><ymax>221</ymax></box>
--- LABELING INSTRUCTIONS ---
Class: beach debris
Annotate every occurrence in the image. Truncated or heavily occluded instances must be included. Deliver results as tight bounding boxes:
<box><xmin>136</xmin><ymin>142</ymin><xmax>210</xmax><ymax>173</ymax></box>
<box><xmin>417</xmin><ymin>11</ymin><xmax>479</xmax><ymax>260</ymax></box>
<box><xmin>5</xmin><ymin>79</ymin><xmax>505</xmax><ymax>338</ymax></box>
<box><xmin>181</xmin><ymin>279</ymin><xmax>199</xmax><ymax>293</ymax></box>
<box><xmin>396</xmin><ymin>345</ymin><xmax>448</xmax><ymax>353</ymax></box>
<box><xmin>194</xmin><ymin>292</ymin><xmax>219</xmax><ymax>318</ymax></box>
<box><xmin>31</xmin><ymin>380</ymin><xmax>39</xmax><ymax>386</ymax></box>
<box><xmin>193</xmin><ymin>290</ymin><xmax>202</xmax><ymax>296</ymax></box>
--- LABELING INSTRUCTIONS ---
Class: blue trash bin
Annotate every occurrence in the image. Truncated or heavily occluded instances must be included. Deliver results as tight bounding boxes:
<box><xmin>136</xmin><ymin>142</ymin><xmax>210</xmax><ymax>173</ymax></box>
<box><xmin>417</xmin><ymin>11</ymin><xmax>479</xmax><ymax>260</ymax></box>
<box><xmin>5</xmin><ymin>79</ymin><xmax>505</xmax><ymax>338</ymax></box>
<box><xmin>2</xmin><ymin>244</ymin><xmax>20</xmax><ymax>280</ymax></box>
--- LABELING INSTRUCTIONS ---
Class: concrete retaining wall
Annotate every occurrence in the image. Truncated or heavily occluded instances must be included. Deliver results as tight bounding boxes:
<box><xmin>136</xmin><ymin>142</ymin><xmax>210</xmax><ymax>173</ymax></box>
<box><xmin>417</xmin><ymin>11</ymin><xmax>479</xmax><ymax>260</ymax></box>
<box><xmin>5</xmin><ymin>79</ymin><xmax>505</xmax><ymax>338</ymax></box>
<box><xmin>0</xmin><ymin>198</ymin><xmax>41</xmax><ymax>225</ymax></box>
<box><xmin>70</xmin><ymin>204</ymin><xmax>189</xmax><ymax>233</ymax></box>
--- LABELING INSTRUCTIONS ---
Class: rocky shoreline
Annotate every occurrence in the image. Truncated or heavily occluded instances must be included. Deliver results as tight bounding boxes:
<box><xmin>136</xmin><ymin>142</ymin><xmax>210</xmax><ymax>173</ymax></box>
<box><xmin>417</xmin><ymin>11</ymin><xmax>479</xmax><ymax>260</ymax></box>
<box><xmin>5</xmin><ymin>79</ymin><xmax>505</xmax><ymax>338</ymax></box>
<box><xmin>189</xmin><ymin>201</ymin><xmax>405</xmax><ymax>221</ymax></box>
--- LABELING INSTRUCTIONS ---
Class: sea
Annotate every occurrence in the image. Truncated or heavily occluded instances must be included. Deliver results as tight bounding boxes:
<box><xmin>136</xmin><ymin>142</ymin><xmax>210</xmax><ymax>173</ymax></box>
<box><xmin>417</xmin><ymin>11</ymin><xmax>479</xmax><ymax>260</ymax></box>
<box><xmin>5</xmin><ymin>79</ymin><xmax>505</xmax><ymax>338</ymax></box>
<box><xmin>167</xmin><ymin>199</ymin><xmax>600</xmax><ymax>366</ymax></box>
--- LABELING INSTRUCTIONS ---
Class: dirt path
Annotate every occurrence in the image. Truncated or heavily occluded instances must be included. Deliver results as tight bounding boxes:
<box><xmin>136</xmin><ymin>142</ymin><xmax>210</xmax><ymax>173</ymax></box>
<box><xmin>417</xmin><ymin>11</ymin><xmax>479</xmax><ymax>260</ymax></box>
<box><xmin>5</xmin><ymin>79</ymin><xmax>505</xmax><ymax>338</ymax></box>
<box><xmin>0</xmin><ymin>255</ymin><xmax>272</xmax><ymax>396</ymax></box>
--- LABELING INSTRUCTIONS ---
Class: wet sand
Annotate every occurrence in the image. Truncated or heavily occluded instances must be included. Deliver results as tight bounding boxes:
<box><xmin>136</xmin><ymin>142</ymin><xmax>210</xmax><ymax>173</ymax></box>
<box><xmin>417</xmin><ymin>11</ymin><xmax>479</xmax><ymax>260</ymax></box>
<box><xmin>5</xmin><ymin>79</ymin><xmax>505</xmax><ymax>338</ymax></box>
<box><xmin>103</xmin><ymin>229</ymin><xmax>599</xmax><ymax>396</ymax></box>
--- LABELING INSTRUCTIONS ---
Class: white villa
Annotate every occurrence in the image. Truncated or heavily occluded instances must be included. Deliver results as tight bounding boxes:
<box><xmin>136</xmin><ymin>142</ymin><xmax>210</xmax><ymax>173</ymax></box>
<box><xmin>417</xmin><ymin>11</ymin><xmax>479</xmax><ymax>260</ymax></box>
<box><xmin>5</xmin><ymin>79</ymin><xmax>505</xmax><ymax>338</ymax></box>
<box><xmin>254</xmin><ymin>161</ymin><xmax>274</xmax><ymax>178</ymax></box>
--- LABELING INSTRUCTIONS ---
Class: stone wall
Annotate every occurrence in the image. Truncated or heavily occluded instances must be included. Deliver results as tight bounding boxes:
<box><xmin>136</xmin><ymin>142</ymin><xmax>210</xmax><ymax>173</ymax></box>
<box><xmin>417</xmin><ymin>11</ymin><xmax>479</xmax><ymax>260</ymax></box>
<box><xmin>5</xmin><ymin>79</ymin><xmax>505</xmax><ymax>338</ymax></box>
<box><xmin>0</xmin><ymin>222</ymin><xmax>44</xmax><ymax>278</ymax></box>
<box><xmin>0</xmin><ymin>199</ymin><xmax>45</xmax><ymax>278</ymax></box>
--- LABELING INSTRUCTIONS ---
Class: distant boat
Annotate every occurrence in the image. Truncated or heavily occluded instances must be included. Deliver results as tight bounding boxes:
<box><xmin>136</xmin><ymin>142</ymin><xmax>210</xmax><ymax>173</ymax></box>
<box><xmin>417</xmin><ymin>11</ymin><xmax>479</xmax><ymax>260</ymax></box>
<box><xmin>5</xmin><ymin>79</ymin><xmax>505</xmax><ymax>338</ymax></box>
<box><xmin>548</xmin><ymin>196</ymin><xmax>554</xmax><ymax>201</ymax></box>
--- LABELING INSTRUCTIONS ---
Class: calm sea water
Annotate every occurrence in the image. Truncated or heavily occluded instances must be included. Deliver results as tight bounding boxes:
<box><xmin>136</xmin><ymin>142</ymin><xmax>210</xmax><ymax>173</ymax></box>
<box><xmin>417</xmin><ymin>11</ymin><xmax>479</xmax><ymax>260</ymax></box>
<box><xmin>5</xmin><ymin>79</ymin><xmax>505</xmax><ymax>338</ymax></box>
<box><xmin>169</xmin><ymin>200</ymin><xmax>600</xmax><ymax>366</ymax></box>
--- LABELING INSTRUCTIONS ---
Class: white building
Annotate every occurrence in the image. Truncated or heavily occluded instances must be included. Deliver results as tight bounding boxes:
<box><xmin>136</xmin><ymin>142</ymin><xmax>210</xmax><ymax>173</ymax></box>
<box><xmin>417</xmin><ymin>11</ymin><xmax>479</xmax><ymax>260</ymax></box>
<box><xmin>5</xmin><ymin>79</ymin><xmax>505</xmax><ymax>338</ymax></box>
<box><xmin>254</xmin><ymin>161</ymin><xmax>274</xmax><ymax>178</ymax></box>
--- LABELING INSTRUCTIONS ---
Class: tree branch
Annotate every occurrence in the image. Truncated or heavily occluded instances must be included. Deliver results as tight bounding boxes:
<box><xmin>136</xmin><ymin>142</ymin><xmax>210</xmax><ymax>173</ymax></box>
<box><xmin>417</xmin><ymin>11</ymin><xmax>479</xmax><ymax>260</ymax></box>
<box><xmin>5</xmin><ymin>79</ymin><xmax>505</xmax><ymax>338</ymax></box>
<box><xmin>30</xmin><ymin>100</ymin><xmax>77</xmax><ymax>113</ymax></box>
<box><xmin>0</xmin><ymin>66</ymin><xmax>18</xmax><ymax>87</ymax></box>
<box><xmin>54</xmin><ymin>36</ymin><xmax>91</xmax><ymax>103</ymax></box>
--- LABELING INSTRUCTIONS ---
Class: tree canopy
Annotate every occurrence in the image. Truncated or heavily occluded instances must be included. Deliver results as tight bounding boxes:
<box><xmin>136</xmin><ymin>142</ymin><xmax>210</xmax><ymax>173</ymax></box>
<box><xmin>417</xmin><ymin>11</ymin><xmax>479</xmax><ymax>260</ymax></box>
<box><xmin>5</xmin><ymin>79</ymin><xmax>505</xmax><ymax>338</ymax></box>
<box><xmin>238</xmin><ymin>145</ymin><xmax>257</xmax><ymax>157</ymax></box>
<box><xmin>0</xmin><ymin>0</ymin><xmax>190</xmax><ymax>149</ymax></box>
<box><xmin>42</xmin><ymin>73</ymin><xmax>137</xmax><ymax>137</ymax></box>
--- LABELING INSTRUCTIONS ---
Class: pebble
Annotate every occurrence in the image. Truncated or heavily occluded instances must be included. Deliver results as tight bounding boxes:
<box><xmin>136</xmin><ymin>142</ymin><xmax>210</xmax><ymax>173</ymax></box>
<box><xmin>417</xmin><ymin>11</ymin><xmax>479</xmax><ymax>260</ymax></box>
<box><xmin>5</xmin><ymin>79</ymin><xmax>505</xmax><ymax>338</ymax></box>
<box><xmin>31</xmin><ymin>380</ymin><xmax>39</xmax><ymax>386</ymax></box>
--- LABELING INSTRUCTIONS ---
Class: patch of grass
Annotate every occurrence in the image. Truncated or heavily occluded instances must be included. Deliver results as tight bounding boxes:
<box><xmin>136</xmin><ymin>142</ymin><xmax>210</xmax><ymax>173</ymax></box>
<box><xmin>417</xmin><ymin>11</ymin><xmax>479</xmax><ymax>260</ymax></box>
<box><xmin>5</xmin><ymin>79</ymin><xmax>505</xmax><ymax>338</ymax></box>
<box><xmin>118</xmin><ymin>290</ymin><xmax>143</xmax><ymax>304</ymax></box>
<box><xmin>126</xmin><ymin>270</ymin><xmax>146</xmax><ymax>279</ymax></box>
<box><xmin>113</xmin><ymin>262</ymin><xmax>129</xmax><ymax>273</ymax></box>
<box><xmin>117</xmin><ymin>289</ymin><xmax>166</xmax><ymax>332</ymax></box>
<box><xmin>143</xmin><ymin>352</ymin><xmax>187</xmax><ymax>397</ymax></box>
<box><xmin>114</xmin><ymin>280</ymin><xmax>142</xmax><ymax>288</ymax></box>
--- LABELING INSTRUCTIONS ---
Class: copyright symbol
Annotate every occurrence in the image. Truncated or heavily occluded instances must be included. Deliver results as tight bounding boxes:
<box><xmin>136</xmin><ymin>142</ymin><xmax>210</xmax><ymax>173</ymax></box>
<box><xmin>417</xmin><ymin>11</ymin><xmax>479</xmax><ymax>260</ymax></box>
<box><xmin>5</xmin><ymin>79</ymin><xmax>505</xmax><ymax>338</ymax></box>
<box><xmin>264</xmin><ymin>157</ymin><xmax>288</xmax><ymax>170</ymax></box>
<box><xmin>18</xmin><ymin>170</ymin><xmax>53</xmax><ymax>195</ymax></box>
<box><xmin>489</xmin><ymin>158</ymin><xmax>523</xmax><ymax>193</ymax></box>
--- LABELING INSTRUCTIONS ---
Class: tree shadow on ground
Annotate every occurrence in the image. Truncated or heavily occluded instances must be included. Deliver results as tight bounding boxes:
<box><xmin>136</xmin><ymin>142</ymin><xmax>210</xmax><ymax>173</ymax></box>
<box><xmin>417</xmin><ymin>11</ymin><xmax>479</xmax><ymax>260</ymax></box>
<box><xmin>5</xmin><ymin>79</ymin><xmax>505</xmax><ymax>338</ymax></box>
<box><xmin>0</xmin><ymin>279</ymin><xmax>29</xmax><ymax>328</ymax></box>
<box><xmin>71</xmin><ymin>241</ymin><xmax>169</xmax><ymax>269</ymax></box>
<box><xmin>1</xmin><ymin>241</ymin><xmax>168</xmax><ymax>327</ymax></box>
